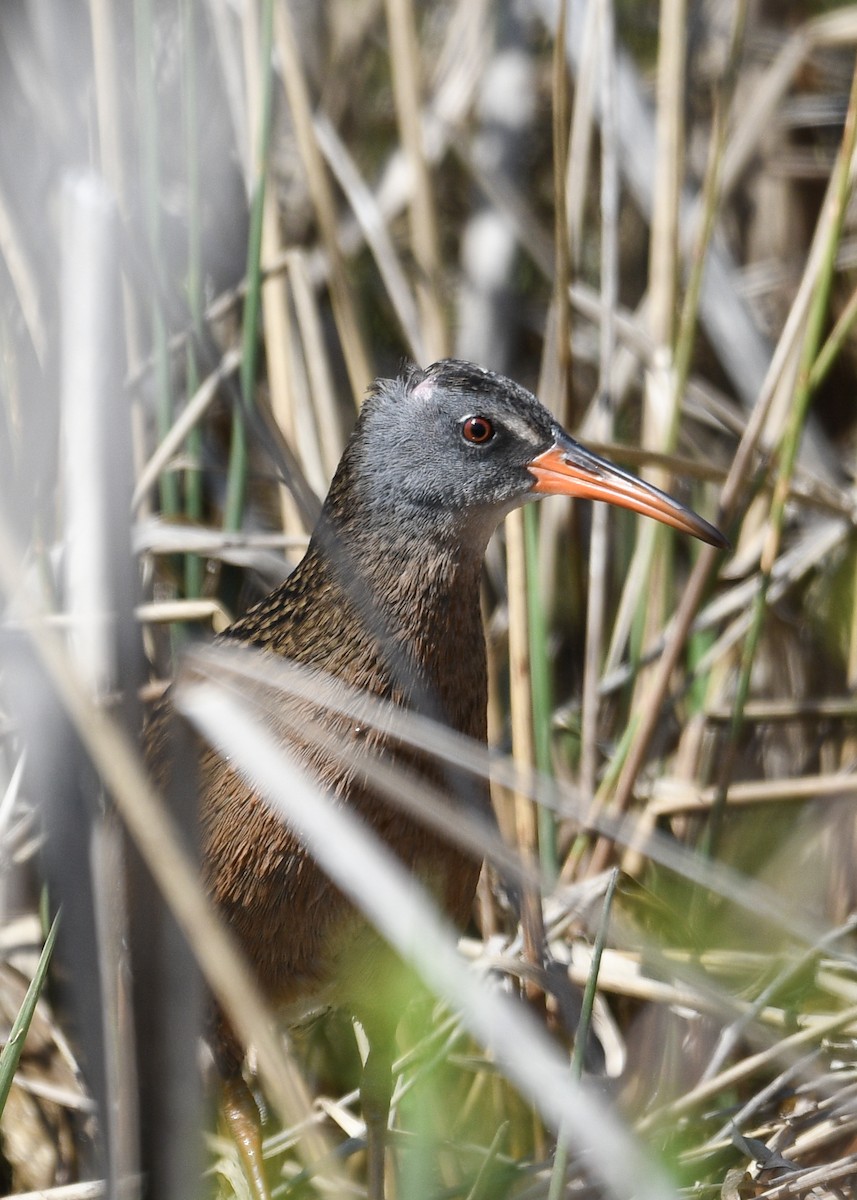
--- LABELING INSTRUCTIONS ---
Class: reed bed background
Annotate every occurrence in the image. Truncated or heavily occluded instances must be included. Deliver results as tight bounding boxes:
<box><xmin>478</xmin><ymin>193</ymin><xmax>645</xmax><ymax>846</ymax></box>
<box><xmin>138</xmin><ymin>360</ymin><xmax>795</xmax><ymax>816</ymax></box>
<box><xmin>2</xmin><ymin>0</ymin><xmax>857</xmax><ymax>1197</ymax></box>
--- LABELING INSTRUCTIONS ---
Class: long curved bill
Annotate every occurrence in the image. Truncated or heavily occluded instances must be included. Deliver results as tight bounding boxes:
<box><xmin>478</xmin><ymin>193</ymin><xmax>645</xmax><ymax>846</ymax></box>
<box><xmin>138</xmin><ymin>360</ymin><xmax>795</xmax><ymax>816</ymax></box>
<box><xmin>528</xmin><ymin>433</ymin><xmax>729</xmax><ymax>549</ymax></box>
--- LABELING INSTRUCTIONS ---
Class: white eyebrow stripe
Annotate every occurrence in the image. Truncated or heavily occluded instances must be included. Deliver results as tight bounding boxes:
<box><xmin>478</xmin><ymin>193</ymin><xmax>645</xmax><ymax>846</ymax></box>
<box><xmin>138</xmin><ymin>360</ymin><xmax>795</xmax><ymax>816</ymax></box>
<box><xmin>495</xmin><ymin>412</ymin><xmax>545</xmax><ymax>444</ymax></box>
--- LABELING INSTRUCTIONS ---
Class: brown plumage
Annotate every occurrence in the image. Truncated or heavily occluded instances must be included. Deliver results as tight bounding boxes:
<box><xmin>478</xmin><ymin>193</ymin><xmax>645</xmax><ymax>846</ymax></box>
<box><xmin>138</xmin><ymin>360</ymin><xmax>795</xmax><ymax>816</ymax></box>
<box><xmin>152</xmin><ymin>359</ymin><xmax>727</xmax><ymax>1199</ymax></box>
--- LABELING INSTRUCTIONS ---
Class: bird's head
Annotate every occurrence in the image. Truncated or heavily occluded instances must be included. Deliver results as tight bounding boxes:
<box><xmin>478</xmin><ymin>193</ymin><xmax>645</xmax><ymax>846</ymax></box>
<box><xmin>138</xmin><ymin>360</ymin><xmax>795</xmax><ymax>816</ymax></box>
<box><xmin>326</xmin><ymin>359</ymin><xmax>728</xmax><ymax>552</ymax></box>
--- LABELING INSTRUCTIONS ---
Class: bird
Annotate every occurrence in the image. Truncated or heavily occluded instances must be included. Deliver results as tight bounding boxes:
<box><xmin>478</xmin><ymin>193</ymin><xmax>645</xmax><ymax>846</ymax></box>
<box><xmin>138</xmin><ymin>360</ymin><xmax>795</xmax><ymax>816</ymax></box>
<box><xmin>176</xmin><ymin>359</ymin><xmax>727</xmax><ymax>1199</ymax></box>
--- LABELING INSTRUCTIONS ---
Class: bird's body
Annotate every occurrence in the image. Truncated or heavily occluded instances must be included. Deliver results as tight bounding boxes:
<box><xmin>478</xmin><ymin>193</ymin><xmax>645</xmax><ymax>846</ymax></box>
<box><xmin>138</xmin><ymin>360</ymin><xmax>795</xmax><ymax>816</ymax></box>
<box><xmin>154</xmin><ymin>359</ymin><xmax>726</xmax><ymax>1199</ymax></box>
<box><xmin>201</xmin><ymin>534</ymin><xmax>488</xmax><ymax>1034</ymax></box>
<box><xmin>202</xmin><ymin>420</ymin><xmax>494</xmax><ymax>1046</ymax></box>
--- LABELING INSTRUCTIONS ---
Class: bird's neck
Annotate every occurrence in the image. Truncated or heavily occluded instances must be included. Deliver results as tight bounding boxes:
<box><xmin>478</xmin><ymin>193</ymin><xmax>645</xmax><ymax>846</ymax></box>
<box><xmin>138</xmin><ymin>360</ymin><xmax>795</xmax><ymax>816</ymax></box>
<box><xmin>318</xmin><ymin>515</ymin><xmax>486</xmax><ymax>641</ymax></box>
<box><xmin>307</xmin><ymin>515</ymin><xmax>489</xmax><ymax>733</ymax></box>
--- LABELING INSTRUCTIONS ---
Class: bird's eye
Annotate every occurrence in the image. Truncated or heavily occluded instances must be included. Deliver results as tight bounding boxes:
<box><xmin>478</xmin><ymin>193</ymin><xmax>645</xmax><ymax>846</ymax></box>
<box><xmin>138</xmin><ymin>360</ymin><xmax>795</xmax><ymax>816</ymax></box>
<box><xmin>461</xmin><ymin>415</ymin><xmax>495</xmax><ymax>445</ymax></box>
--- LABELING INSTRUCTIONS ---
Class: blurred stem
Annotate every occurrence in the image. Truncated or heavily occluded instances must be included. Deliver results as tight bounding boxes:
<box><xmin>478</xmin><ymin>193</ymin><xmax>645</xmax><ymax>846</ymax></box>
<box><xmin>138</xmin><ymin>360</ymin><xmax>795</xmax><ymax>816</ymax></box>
<box><xmin>90</xmin><ymin>0</ymin><xmax>126</xmax><ymax>213</ymax></box>
<box><xmin>91</xmin><ymin>0</ymin><xmax>146</xmax><ymax>401</ymax></box>
<box><xmin>548</xmin><ymin>868</ymin><xmax>618</xmax><ymax>1200</ymax></box>
<box><xmin>224</xmin><ymin>0</ymin><xmax>275</xmax><ymax>533</ymax></box>
<box><xmin>183</xmin><ymin>0</ymin><xmax>203</xmax><ymax>597</ymax></box>
<box><xmin>135</xmin><ymin>0</ymin><xmax>178</xmax><ymax>519</ymax></box>
<box><xmin>808</xmin><ymin>279</ymin><xmax>857</xmax><ymax>394</ymax></box>
<box><xmin>705</xmin><ymin>59</ymin><xmax>857</xmax><ymax>858</ymax></box>
<box><xmin>552</xmin><ymin>0</ymin><xmax>572</xmax><ymax>423</ymax></box>
<box><xmin>524</xmin><ymin>505</ymin><xmax>556</xmax><ymax>879</ymax></box>
<box><xmin>0</xmin><ymin>505</ymin><xmax>337</xmax><ymax>1173</ymax></box>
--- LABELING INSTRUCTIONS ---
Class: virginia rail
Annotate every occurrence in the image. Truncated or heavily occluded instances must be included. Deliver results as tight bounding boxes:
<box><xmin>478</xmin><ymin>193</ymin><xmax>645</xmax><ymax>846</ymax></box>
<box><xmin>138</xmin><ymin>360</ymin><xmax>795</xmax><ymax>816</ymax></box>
<box><xmin>183</xmin><ymin>359</ymin><xmax>726</xmax><ymax>1198</ymax></box>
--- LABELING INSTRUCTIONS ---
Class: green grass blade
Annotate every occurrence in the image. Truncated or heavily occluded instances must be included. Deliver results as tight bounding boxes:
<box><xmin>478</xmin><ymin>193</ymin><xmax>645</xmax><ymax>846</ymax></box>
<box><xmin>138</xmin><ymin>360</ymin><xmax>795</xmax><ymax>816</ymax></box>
<box><xmin>0</xmin><ymin>911</ymin><xmax>60</xmax><ymax>1118</ymax></box>
<box><xmin>549</xmin><ymin>868</ymin><xmax>620</xmax><ymax>1200</ymax></box>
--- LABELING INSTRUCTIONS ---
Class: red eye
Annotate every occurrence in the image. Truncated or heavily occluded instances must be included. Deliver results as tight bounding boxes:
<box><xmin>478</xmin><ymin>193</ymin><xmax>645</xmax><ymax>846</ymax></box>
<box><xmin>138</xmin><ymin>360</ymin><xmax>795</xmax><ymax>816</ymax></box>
<box><xmin>461</xmin><ymin>415</ymin><xmax>495</xmax><ymax>445</ymax></box>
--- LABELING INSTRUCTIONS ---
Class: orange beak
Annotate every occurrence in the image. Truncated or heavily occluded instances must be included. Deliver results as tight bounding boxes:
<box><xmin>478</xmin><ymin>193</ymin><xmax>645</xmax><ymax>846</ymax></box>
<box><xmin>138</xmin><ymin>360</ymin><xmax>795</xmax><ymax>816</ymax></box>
<box><xmin>528</xmin><ymin>435</ymin><xmax>728</xmax><ymax>549</ymax></box>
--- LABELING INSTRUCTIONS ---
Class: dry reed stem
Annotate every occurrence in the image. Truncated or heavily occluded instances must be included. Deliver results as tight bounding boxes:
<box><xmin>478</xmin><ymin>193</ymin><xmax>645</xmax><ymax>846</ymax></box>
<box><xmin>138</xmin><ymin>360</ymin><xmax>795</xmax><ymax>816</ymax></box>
<box><xmin>648</xmin><ymin>0</ymin><xmax>684</xmax><ymax>352</ymax></box>
<box><xmin>648</xmin><ymin>772</ymin><xmax>857</xmax><ymax>816</ymax></box>
<box><xmin>579</xmin><ymin>0</ymin><xmax>619</xmax><ymax>804</ymax></box>
<box><xmin>132</xmin><ymin>347</ymin><xmax>242</xmax><ymax>510</ymax></box>
<box><xmin>628</xmin><ymin>0</ymin><xmax>686</xmax><ymax>791</ymax></box>
<box><xmin>272</xmin><ymin>0</ymin><xmax>372</xmax><ymax>401</ymax></box>
<box><xmin>565</xmin><ymin>0</ymin><xmax>599</xmax><ymax>267</ymax></box>
<box><xmin>592</xmin><ymin>63</ymin><xmax>857</xmax><ymax>861</ymax></box>
<box><xmin>503</xmin><ymin>509</ymin><xmax>548</xmax><ymax>997</ymax></box>
<box><xmin>313</xmin><ymin>114</ymin><xmax>424</xmax><ymax>362</ymax></box>
<box><xmin>383</xmin><ymin>0</ymin><xmax>448</xmax><ymax>360</ymax></box>
<box><xmin>242</xmin><ymin>0</ymin><xmax>305</xmax><ymax>538</ymax></box>
<box><xmin>636</xmin><ymin>1001</ymin><xmax>857</xmax><ymax>1134</ymax></box>
<box><xmin>284</xmin><ymin>248</ymin><xmax>346</xmax><ymax>485</ymax></box>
